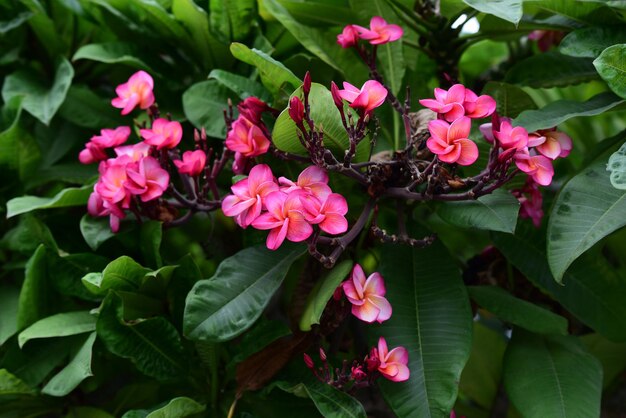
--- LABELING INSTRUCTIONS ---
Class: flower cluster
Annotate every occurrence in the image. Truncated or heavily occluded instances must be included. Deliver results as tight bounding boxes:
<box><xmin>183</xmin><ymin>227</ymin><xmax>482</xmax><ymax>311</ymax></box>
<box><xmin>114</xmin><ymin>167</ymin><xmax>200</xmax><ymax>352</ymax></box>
<box><xmin>337</xmin><ymin>16</ymin><xmax>403</xmax><ymax>48</ymax></box>
<box><xmin>221</xmin><ymin>164</ymin><xmax>348</xmax><ymax>250</ymax></box>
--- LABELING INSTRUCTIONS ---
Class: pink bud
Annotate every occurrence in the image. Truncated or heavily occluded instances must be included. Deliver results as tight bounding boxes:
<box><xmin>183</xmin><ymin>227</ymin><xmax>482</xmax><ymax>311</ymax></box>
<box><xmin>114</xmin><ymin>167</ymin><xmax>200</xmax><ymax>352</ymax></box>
<box><xmin>303</xmin><ymin>71</ymin><xmax>311</xmax><ymax>95</ymax></box>
<box><xmin>303</xmin><ymin>353</ymin><xmax>315</xmax><ymax>369</ymax></box>
<box><xmin>289</xmin><ymin>96</ymin><xmax>304</xmax><ymax>124</ymax></box>
<box><xmin>319</xmin><ymin>347</ymin><xmax>327</xmax><ymax>361</ymax></box>
<box><xmin>330</xmin><ymin>81</ymin><xmax>343</xmax><ymax>108</ymax></box>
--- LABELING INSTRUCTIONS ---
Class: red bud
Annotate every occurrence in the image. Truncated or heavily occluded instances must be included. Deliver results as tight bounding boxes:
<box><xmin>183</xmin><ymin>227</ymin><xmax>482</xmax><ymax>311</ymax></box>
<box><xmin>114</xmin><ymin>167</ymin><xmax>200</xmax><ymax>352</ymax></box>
<box><xmin>319</xmin><ymin>347</ymin><xmax>327</xmax><ymax>362</ymax></box>
<box><xmin>303</xmin><ymin>353</ymin><xmax>314</xmax><ymax>369</ymax></box>
<box><xmin>288</xmin><ymin>96</ymin><xmax>304</xmax><ymax>124</ymax></box>
<box><xmin>303</xmin><ymin>71</ymin><xmax>311</xmax><ymax>95</ymax></box>
<box><xmin>330</xmin><ymin>81</ymin><xmax>343</xmax><ymax>108</ymax></box>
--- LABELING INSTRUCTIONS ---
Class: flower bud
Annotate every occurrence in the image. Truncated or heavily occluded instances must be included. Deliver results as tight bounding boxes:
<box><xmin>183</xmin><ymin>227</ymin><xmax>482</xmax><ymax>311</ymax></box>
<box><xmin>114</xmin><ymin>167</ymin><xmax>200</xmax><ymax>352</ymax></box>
<box><xmin>319</xmin><ymin>347</ymin><xmax>327</xmax><ymax>362</ymax></box>
<box><xmin>330</xmin><ymin>82</ymin><xmax>343</xmax><ymax>108</ymax></box>
<box><xmin>303</xmin><ymin>353</ymin><xmax>315</xmax><ymax>369</ymax></box>
<box><xmin>303</xmin><ymin>71</ymin><xmax>311</xmax><ymax>95</ymax></box>
<box><xmin>288</xmin><ymin>96</ymin><xmax>304</xmax><ymax>124</ymax></box>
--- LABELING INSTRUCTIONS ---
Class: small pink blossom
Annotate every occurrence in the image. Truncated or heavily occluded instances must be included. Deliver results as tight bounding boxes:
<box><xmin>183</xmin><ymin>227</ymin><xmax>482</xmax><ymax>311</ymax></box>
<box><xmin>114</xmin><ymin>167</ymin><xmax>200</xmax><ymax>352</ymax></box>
<box><xmin>512</xmin><ymin>178</ymin><xmax>544</xmax><ymax>228</ymax></box>
<box><xmin>95</xmin><ymin>164</ymin><xmax>131</xmax><ymax>207</ymax></box>
<box><xmin>79</xmin><ymin>142</ymin><xmax>107</xmax><ymax>164</ymax></box>
<box><xmin>222</xmin><ymin>164</ymin><xmax>279</xmax><ymax>228</ymax></box>
<box><xmin>351</xmin><ymin>366</ymin><xmax>367</xmax><ymax>381</ymax></box>
<box><xmin>531</xmin><ymin>129</ymin><xmax>572</xmax><ymax>160</ymax></box>
<box><xmin>124</xmin><ymin>156</ymin><xmax>170</xmax><ymax>202</ymax></box>
<box><xmin>140</xmin><ymin>118</ymin><xmax>183</xmax><ymax>150</ymax></box>
<box><xmin>111</xmin><ymin>70</ymin><xmax>155</xmax><ymax>115</ymax></box>
<box><xmin>238</xmin><ymin>97</ymin><xmax>269</xmax><ymax>125</ymax></box>
<box><xmin>338</xmin><ymin>80</ymin><xmax>388</xmax><ymax>115</ymax></box>
<box><xmin>337</xmin><ymin>25</ymin><xmax>359</xmax><ymax>48</ymax></box>
<box><xmin>174</xmin><ymin>150</ymin><xmax>206</xmax><ymax>176</ymax></box>
<box><xmin>354</xmin><ymin>16</ymin><xmax>403</xmax><ymax>45</ymax></box>
<box><xmin>91</xmin><ymin>126</ymin><xmax>131</xmax><ymax>148</ymax></box>
<box><xmin>114</xmin><ymin>142</ymin><xmax>152</xmax><ymax>161</ymax></box>
<box><xmin>515</xmin><ymin>149</ymin><xmax>554</xmax><ymax>186</ymax></box>
<box><xmin>87</xmin><ymin>191</ymin><xmax>125</xmax><ymax>232</ymax></box>
<box><xmin>494</xmin><ymin>120</ymin><xmax>528</xmax><ymax>150</ymax></box>
<box><xmin>301</xmin><ymin>193</ymin><xmax>349</xmax><ymax>235</ymax></box>
<box><xmin>342</xmin><ymin>264</ymin><xmax>392</xmax><ymax>323</ymax></box>
<box><xmin>420</xmin><ymin>84</ymin><xmax>496</xmax><ymax>122</ymax></box>
<box><xmin>426</xmin><ymin>117</ymin><xmax>478</xmax><ymax>166</ymax></box>
<box><xmin>225</xmin><ymin>116</ymin><xmax>271</xmax><ymax>157</ymax></box>
<box><xmin>251</xmin><ymin>191</ymin><xmax>313</xmax><ymax>250</ymax></box>
<box><xmin>374</xmin><ymin>337</ymin><xmax>410</xmax><ymax>382</ymax></box>
<box><xmin>279</xmin><ymin>166</ymin><xmax>331</xmax><ymax>201</ymax></box>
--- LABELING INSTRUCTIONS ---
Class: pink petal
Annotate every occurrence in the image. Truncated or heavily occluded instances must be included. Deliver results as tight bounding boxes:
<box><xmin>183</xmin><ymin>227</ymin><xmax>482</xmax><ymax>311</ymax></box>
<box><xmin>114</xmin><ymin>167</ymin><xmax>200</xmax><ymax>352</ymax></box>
<box><xmin>377</xmin><ymin>337</ymin><xmax>389</xmax><ymax>359</ymax></box>
<box><xmin>363</xmin><ymin>272</ymin><xmax>386</xmax><ymax>296</ymax></box>
<box><xmin>536</xmin><ymin>138</ymin><xmax>561</xmax><ymax>160</ymax></box>
<box><xmin>467</xmin><ymin>95</ymin><xmax>496</xmax><ymax>118</ymax></box>
<box><xmin>386</xmin><ymin>346</ymin><xmax>409</xmax><ymax>365</ymax></box>
<box><xmin>428</xmin><ymin>120</ymin><xmax>450</xmax><ymax>143</ymax></box>
<box><xmin>352</xmin><ymin>302</ymin><xmax>381</xmax><ymax>323</ymax></box>
<box><xmin>342</xmin><ymin>281</ymin><xmax>362</xmax><ymax>303</ymax></box>
<box><xmin>222</xmin><ymin>195</ymin><xmax>251</xmax><ymax>217</ymax></box>
<box><xmin>368</xmin><ymin>295</ymin><xmax>392</xmax><ymax>322</ymax></box>
<box><xmin>298</xmin><ymin>166</ymin><xmax>328</xmax><ymax>186</ymax></box>
<box><xmin>323</xmin><ymin>193</ymin><xmax>348</xmax><ymax>215</ymax></box>
<box><xmin>247</xmin><ymin>164</ymin><xmax>275</xmax><ymax>193</ymax></box>
<box><xmin>319</xmin><ymin>213</ymin><xmax>348</xmax><ymax>235</ymax></box>
<box><xmin>419</xmin><ymin>98</ymin><xmax>445</xmax><ymax>113</ymax></box>
<box><xmin>263</xmin><ymin>191</ymin><xmax>287</xmax><ymax>218</ymax></box>
<box><xmin>447</xmin><ymin>116</ymin><xmax>471</xmax><ymax>141</ymax></box>
<box><xmin>385</xmin><ymin>24</ymin><xmax>404</xmax><ymax>42</ymax></box>
<box><xmin>386</xmin><ymin>363</ymin><xmax>410</xmax><ymax>382</ymax></box>
<box><xmin>443</xmin><ymin>104</ymin><xmax>466</xmax><ymax>122</ymax></box>
<box><xmin>351</xmin><ymin>264</ymin><xmax>367</xmax><ymax>287</ymax></box>
<box><xmin>251</xmin><ymin>212</ymin><xmax>283</xmax><ymax>230</ymax></box>
<box><xmin>369</xmin><ymin>16</ymin><xmax>387</xmax><ymax>31</ymax></box>
<box><xmin>286</xmin><ymin>213</ymin><xmax>313</xmax><ymax>242</ymax></box>
<box><xmin>445</xmin><ymin>84</ymin><xmax>466</xmax><ymax>104</ymax></box>
<box><xmin>455</xmin><ymin>139</ymin><xmax>479</xmax><ymax>166</ymax></box>
<box><xmin>266</xmin><ymin>221</ymin><xmax>290</xmax><ymax>250</ymax></box>
<box><xmin>438</xmin><ymin>144</ymin><xmax>462</xmax><ymax>164</ymax></box>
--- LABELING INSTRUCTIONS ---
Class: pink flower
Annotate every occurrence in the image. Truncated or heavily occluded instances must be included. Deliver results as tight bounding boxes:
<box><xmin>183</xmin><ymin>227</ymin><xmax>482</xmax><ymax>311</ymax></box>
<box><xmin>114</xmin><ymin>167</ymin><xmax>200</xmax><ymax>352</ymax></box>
<box><xmin>288</xmin><ymin>96</ymin><xmax>304</xmax><ymax>125</ymax></box>
<box><xmin>114</xmin><ymin>142</ymin><xmax>152</xmax><ymax>161</ymax></box>
<box><xmin>87</xmin><ymin>191</ymin><xmax>125</xmax><ymax>232</ymax></box>
<box><xmin>301</xmin><ymin>193</ymin><xmax>349</xmax><ymax>235</ymax></box>
<box><xmin>374</xmin><ymin>337</ymin><xmax>410</xmax><ymax>382</ymax></box>
<box><xmin>419</xmin><ymin>84</ymin><xmax>496</xmax><ymax>122</ymax></box>
<box><xmin>238</xmin><ymin>97</ymin><xmax>268</xmax><ymax>125</ymax></box>
<box><xmin>91</xmin><ymin>126</ymin><xmax>131</xmax><ymax>148</ymax></box>
<box><xmin>79</xmin><ymin>142</ymin><xmax>107</xmax><ymax>164</ymax></box>
<box><xmin>450</xmin><ymin>411</ymin><xmax>466</xmax><ymax>418</ymax></box>
<box><xmin>354</xmin><ymin>16</ymin><xmax>403</xmax><ymax>45</ymax></box>
<box><xmin>222</xmin><ymin>164</ymin><xmax>279</xmax><ymax>228</ymax></box>
<box><xmin>225</xmin><ymin>116</ymin><xmax>271</xmax><ymax>157</ymax></box>
<box><xmin>426</xmin><ymin>117</ymin><xmax>479</xmax><ymax>166</ymax></box>
<box><xmin>341</xmin><ymin>264</ymin><xmax>392</xmax><ymax>323</ymax></box>
<box><xmin>95</xmin><ymin>164</ymin><xmax>131</xmax><ymax>207</ymax></box>
<box><xmin>251</xmin><ymin>191</ymin><xmax>313</xmax><ymax>250</ymax></box>
<box><xmin>279</xmin><ymin>166</ymin><xmax>331</xmax><ymax>201</ymax></box>
<box><xmin>124</xmin><ymin>156</ymin><xmax>170</xmax><ymax>202</ymax></box>
<box><xmin>494</xmin><ymin>120</ymin><xmax>529</xmax><ymax>150</ymax></box>
<box><xmin>531</xmin><ymin>129</ymin><xmax>572</xmax><ymax>160</ymax></box>
<box><xmin>512</xmin><ymin>178</ymin><xmax>544</xmax><ymax>228</ymax></box>
<box><xmin>351</xmin><ymin>366</ymin><xmax>367</xmax><ymax>381</ymax></box>
<box><xmin>528</xmin><ymin>30</ymin><xmax>565</xmax><ymax>52</ymax></box>
<box><xmin>111</xmin><ymin>71</ymin><xmax>155</xmax><ymax>115</ymax></box>
<box><xmin>338</xmin><ymin>80</ymin><xmax>388</xmax><ymax>115</ymax></box>
<box><xmin>140</xmin><ymin>118</ymin><xmax>183</xmax><ymax>150</ymax></box>
<box><xmin>514</xmin><ymin>149</ymin><xmax>554</xmax><ymax>186</ymax></box>
<box><xmin>337</xmin><ymin>25</ymin><xmax>359</xmax><ymax>48</ymax></box>
<box><xmin>174</xmin><ymin>150</ymin><xmax>206</xmax><ymax>176</ymax></box>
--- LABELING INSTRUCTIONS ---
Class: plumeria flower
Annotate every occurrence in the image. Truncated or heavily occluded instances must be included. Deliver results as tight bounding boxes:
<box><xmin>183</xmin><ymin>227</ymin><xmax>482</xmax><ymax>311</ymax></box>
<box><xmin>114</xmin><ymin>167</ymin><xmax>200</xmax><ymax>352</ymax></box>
<box><xmin>371</xmin><ymin>337</ymin><xmax>410</xmax><ymax>382</ymax></box>
<box><xmin>342</xmin><ymin>264</ymin><xmax>392</xmax><ymax>323</ymax></box>
<box><xmin>300</xmin><ymin>193</ymin><xmax>349</xmax><ymax>235</ymax></box>
<box><xmin>337</xmin><ymin>25</ymin><xmax>359</xmax><ymax>48</ymax></box>
<box><xmin>237</xmin><ymin>97</ymin><xmax>269</xmax><ymax>125</ymax></box>
<box><xmin>354</xmin><ymin>16</ymin><xmax>403</xmax><ymax>45</ymax></box>
<box><xmin>90</xmin><ymin>126</ymin><xmax>131</xmax><ymax>148</ymax></box>
<box><xmin>174</xmin><ymin>150</ymin><xmax>206</xmax><ymax>176</ymax></box>
<box><xmin>111</xmin><ymin>70</ymin><xmax>155</xmax><ymax>115</ymax></box>
<box><xmin>94</xmin><ymin>163</ymin><xmax>131</xmax><ymax>208</ymax></box>
<box><xmin>114</xmin><ymin>142</ymin><xmax>152</xmax><ymax>161</ymax></box>
<box><xmin>251</xmin><ymin>191</ymin><xmax>313</xmax><ymax>250</ymax></box>
<box><xmin>514</xmin><ymin>149</ymin><xmax>554</xmax><ymax>186</ymax></box>
<box><xmin>426</xmin><ymin>117</ymin><xmax>478</xmax><ymax>166</ymax></box>
<box><xmin>87</xmin><ymin>191</ymin><xmax>125</xmax><ymax>232</ymax></box>
<box><xmin>530</xmin><ymin>129</ymin><xmax>572</xmax><ymax>160</ymax></box>
<box><xmin>512</xmin><ymin>178</ymin><xmax>544</xmax><ymax>228</ymax></box>
<box><xmin>337</xmin><ymin>80</ymin><xmax>388</xmax><ymax>115</ymax></box>
<box><xmin>79</xmin><ymin>142</ymin><xmax>108</xmax><ymax>164</ymax></box>
<box><xmin>419</xmin><ymin>84</ymin><xmax>496</xmax><ymax>122</ymax></box>
<box><xmin>140</xmin><ymin>118</ymin><xmax>183</xmax><ymax>150</ymax></box>
<box><xmin>225</xmin><ymin>116</ymin><xmax>271</xmax><ymax>157</ymax></box>
<box><xmin>279</xmin><ymin>166</ymin><xmax>331</xmax><ymax>201</ymax></box>
<box><xmin>124</xmin><ymin>156</ymin><xmax>170</xmax><ymax>202</ymax></box>
<box><xmin>494</xmin><ymin>120</ymin><xmax>529</xmax><ymax>150</ymax></box>
<box><xmin>222</xmin><ymin>164</ymin><xmax>279</xmax><ymax>228</ymax></box>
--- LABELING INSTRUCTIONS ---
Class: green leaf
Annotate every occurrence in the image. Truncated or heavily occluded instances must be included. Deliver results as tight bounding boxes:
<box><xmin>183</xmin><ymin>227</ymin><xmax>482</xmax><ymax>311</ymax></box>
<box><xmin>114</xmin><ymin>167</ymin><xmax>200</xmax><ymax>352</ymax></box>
<box><xmin>173</xmin><ymin>0</ymin><xmax>224</xmax><ymax>70</ymax></box>
<box><xmin>607</xmin><ymin>140</ymin><xmax>626</xmax><ymax>189</ymax></box>
<box><xmin>503</xmin><ymin>329</ymin><xmax>602</xmax><ymax>418</ymax></box>
<box><xmin>482</xmin><ymin>81</ymin><xmax>537</xmax><ymax>118</ymax></box>
<box><xmin>581</xmin><ymin>333</ymin><xmax>626</xmax><ymax>388</ymax></box>
<box><xmin>58</xmin><ymin>85</ymin><xmax>125</xmax><ymax>129</ymax></box>
<box><xmin>18</xmin><ymin>311</ymin><xmax>96</xmax><ymax>348</ymax></box>
<box><xmin>505</xmin><ymin>52</ymin><xmax>598</xmax><ymax>88</ymax></box>
<box><xmin>493</xmin><ymin>227</ymin><xmax>626</xmax><ymax>341</ymax></box>
<box><xmin>17</xmin><ymin>245</ymin><xmax>53</xmax><ymax>329</ymax></box>
<box><xmin>140</xmin><ymin>221</ymin><xmax>162</xmax><ymax>269</ymax></box>
<box><xmin>209</xmin><ymin>0</ymin><xmax>255</xmax><ymax>42</ymax></box>
<box><xmin>375</xmin><ymin>237</ymin><xmax>472</xmax><ymax>417</ymax></box>
<box><xmin>299</xmin><ymin>260</ymin><xmax>352</xmax><ymax>331</ymax></box>
<box><xmin>80</xmin><ymin>214</ymin><xmax>116</xmax><ymax>251</ymax></box>
<box><xmin>0</xmin><ymin>287</ymin><xmax>19</xmax><ymax>345</ymax></box>
<box><xmin>272</xmin><ymin>83</ymin><xmax>368</xmax><ymax>161</ymax></box>
<box><xmin>594</xmin><ymin>44</ymin><xmax>626</xmax><ymax>99</ymax></box>
<box><xmin>229</xmin><ymin>42</ymin><xmax>301</xmax><ymax>99</ymax></box>
<box><xmin>182</xmin><ymin>80</ymin><xmax>233</xmax><ymax>139</ymax></box>
<box><xmin>121</xmin><ymin>396</ymin><xmax>206</xmax><ymax>418</ymax></box>
<box><xmin>94</xmin><ymin>256</ymin><xmax>152</xmax><ymax>295</ymax></box>
<box><xmin>41</xmin><ymin>332</ymin><xmax>96</xmax><ymax>397</ymax></box>
<box><xmin>437</xmin><ymin>189</ymin><xmax>520</xmax><ymax>233</ymax></box>
<box><xmin>0</xmin><ymin>369</ymin><xmax>35</xmax><ymax>395</ymax></box>
<box><xmin>560</xmin><ymin>26</ymin><xmax>626</xmax><ymax>58</ymax></box>
<box><xmin>183</xmin><ymin>244</ymin><xmax>305</xmax><ymax>342</ymax></box>
<box><xmin>463</xmin><ymin>0</ymin><xmax>523</xmax><ymax>25</ymax></box>
<box><xmin>1</xmin><ymin>214</ymin><xmax>57</xmax><ymax>254</ymax></box>
<box><xmin>208</xmin><ymin>69</ymin><xmax>271</xmax><ymax>102</ymax></box>
<box><xmin>1</xmin><ymin>57</ymin><xmax>74</xmax><ymax>125</ymax></box>
<box><xmin>46</xmin><ymin>253</ymin><xmax>108</xmax><ymax>302</ymax></box>
<box><xmin>468</xmin><ymin>286</ymin><xmax>568</xmax><ymax>335</ymax></box>
<box><xmin>303</xmin><ymin>381</ymin><xmax>366</xmax><ymax>418</ymax></box>
<box><xmin>6</xmin><ymin>185</ymin><xmax>92</xmax><ymax>218</ymax></box>
<box><xmin>64</xmin><ymin>407</ymin><xmax>115</xmax><ymax>418</ymax></box>
<box><xmin>97</xmin><ymin>292</ymin><xmax>186</xmax><ymax>380</ymax></box>
<box><xmin>514</xmin><ymin>91</ymin><xmax>624</xmax><ymax>132</ymax></box>
<box><xmin>547</xmin><ymin>145</ymin><xmax>626</xmax><ymax>281</ymax></box>
<box><xmin>72</xmin><ymin>42</ymin><xmax>159</xmax><ymax>74</ymax></box>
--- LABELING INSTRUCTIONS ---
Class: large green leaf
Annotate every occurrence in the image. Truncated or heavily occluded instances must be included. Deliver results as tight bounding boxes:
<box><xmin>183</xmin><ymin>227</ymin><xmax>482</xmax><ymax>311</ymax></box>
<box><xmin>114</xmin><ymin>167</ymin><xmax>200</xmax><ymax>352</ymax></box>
<box><xmin>80</xmin><ymin>214</ymin><xmax>116</xmax><ymax>251</ymax></box>
<box><xmin>514</xmin><ymin>91</ymin><xmax>624</xmax><ymax>132</ymax></box>
<box><xmin>1</xmin><ymin>58</ymin><xmax>74</xmax><ymax>125</ymax></box>
<box><xmin>468</xmin><ymin>286</ymin><xmax>568</xmax><ymax>335</ymax></box>
<box><xmin>97</xmin><ymin>292</ymin><xmax>186</xmax><ymax>380</ymax></box>
<box><xmin>503</xmin><ymin>329</ymin><xmax>602</xmax><ymax>418</ymax></box>
<box><xmin>299</xmin><ymin>260</ymin><xmax>352</xmax><ymax>331</ymax></box>
<box><xmin>374</xmin><ymin>238</ymin><xmax>472</xmax><ymax>418</ymax></box>
<box><xmin>560</xmin><ymin>27</ymin><xmax>626</xmax><ymax>58</ymax></box>
<box><xmin>607</xmin><ymin>140</ymin><xmax>626</xmax><ymax>189</ymax></box>
<box><xmin>493</xmin><ymin>227</ymin><xmax>626</xmax><ymax>341</ymax></box>
<box><xmin>83</xmin><ymin>256</ymin><xmax>151</xmax><ymax>296</ymax></box>
<box><xmin>18</xmin><ymin>311</ymin><xmax>96</xmax><ymax>348</ymax></box>
<box><xmin>209</xmin><ymin>0</ymin><xmax>255</xmax><ymax>42</ymax></box>
<box><xmin>6</xmin><ymin>185</ymin><xmax>92</xmax><ymax>218</ymax></box>
<box><xmin>0</xmin><ymin>369</ymin><xmax>35</xmax><ymax>395</ymax></box>
<box><xmin>0</xmin><ymin>286</ymin><xmax>19</xmax><ymax>345</ymax></box>
<box><xmin>303</xmin><ymin>381</ymin><xmax>366</xmax><ymax>418</ymax></box>
<box><xmin>122</xmin><ymin>396</ymin><xmax>205</xmax><ymax>418</ymax></box>
<box><xmin>581</xmin><ymin>333</ymin><xmax>626</xmax><ymax>388</ymax></box>
<box><xmin>72</xmin><ymin>42</ymin><xmax>159</xmax><ymax>73</ymax></box>
<box><xmin>182</xmin><ymin>80</ymin><xmax>234</xmax><ymax>139</ymax></box>
<box><xmin>183</xmin><ymin>244</ymin><xmax>305</xmax><ymax>342</ymax></box>
<box><xmin>229</xmin><ymin>42</ymin><xmax>301</xmax><ymax>100</ymax></box>
<box><xmin>17</xmin><ymin>245</ymin><xmax>54</xmax><ymax>329</ymax></box>
<box><xmin>505</xmin><ymin>52</ymin><xmax>598</xmax><ymax>88</ymax></box>
<box><xmin>594</xmin><ymin>44</ymin><xmax>626</xmax><ymax>99</ymax></box>
<box><xmin>482</xmin><ymin>81</ymin><xmax>537</xmax><ymax>118</ymax></box>
<box><xmin>436</xmin><ymin>189</ymin><xmax>520</xmax><ymax>234</ymax></box>
<box><xmin>208</xmin><ymin>69</ymin><xmax>270</xmax><ymax>102</ymax></box>
<box><xmin>140</xmin><ymin>221</ymin><xmax>162</xmax><ymax>269</ymax></box>
<box><xmin>547</xmin><ymin>145</ymin><xmax>626</xmax><ymax>281</ymax></box>
<box><xmin>58</xmin><ymin>85</ymin><xmax>125</xmax><ymax>129</ymax></box>
<box><xmin>463</xmin><ymin>0</ymin><xmax>523</xmax><ymax>25</ymax></box>
<box><xmin>41</xmin><ymin>332</ymin><xmax>97</xmax><ymax>397</ymax></box>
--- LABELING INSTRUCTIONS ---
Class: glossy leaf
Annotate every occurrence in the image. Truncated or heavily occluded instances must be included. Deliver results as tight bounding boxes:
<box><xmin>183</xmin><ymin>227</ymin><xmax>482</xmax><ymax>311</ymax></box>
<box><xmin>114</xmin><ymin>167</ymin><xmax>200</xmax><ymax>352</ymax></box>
<box><xmin>97</xmin><ymin>292</ymin><xmax>186</xmax><ymax>380</ymax></box>
<box><xmin>0</xmin><ymin>369</ymin><xmax>35</xmax><ymax>395</ymax></box>
<box><xmin>607</xmin><ymin>140</ymin><xmax>626</xmax><ymax>189</ymax></box>
<box><xmin>18</xmin><ymin>311</ymin><xmax>96</xmax><ymax>348</ymax></box>
<box><xmin>468</xmin><ymin>286</ymin><xmax>568</xmax><ymax>335</ymax></box>
<box><xmin>95</xmin><ymin>256</ymin><xmax>152</xmax><ymax>295</ymax></box>
<box><xmin>209</xmin><ymin>0</ymin><xmax>254</xmax><ymax>42</ymax></box>
<box><xmin>437</xmin><ymin>189</ymin><xmax>520</xmax><ymax>233</ymax></box>
<box><xmin>17</xmin><ymin>245</ymin><xmax>53</xmax><ymax>329</ymax></box>
<box><xmin>463</xmin><ymin>0</ymin><xmax>522</xmax><ymax>25</ymax></box>
<box><xmin>80</xmin><ymin>214</ymin><xmax>115</xmax><ymax>251</ymax></box>
<box><xmin>504</xmin><ymin>329</ymin><xmax>602</xmax><ymax>418</ymax></box>
<box><xmin>304</xmin><ymin>381</ymin><xmax>366</xmax><ymax>418</ymax></box>
<box><xmin>547</xmin><ymin>146</ymin><xmax>626</xmax><ymax>281</ymax></box>
<box><xmin>0</xmin><ymin>287</ymin><xmax>19</xmax><ymax>345</ymax></box>
<box><xmin>183</xmin><ymin>244</ymin><xmax>305</xmax><ymax>342</ymax></box>
<box><xmin>375</xmin><ymin>237</ymin><xmax>472</xmax><ymax>417</ymax></box>
<box><xmin>182</xmin><ymin>80</ymin><xmax>234</xmax><ymax>138</ymax></box>
<box><xmin>72</xmin><ymin>42</ymin><xmax>158</xmax><ymax>73</ymax></box>
<box><xmin>514</xmin><ymin>91</ymin><xmax>624</xmax><ymax>132</ymax></box>
<box><xmin>482</xmin><ymin>81</ymin><xmax>537</xmax><ymax>118</ymax></box>
<box><xmin>6</xmin><ymin>185</ymin><xmax>92</xmax><ymax>218</ymax></box>
<box><xmin>594</xmin><ymin>44</ymin><xmax>626</xmax><ymax>99</ymax></box>
<box><xmin>58</xmin><ymin>85</ymin><xmax>124</xmax><ymax>129</ymax></box>
<box><xmin>560</xmin><ymin>26</ymin><xmax>626</xmax><ymax>58</ymax></box>
<box><xmin>173</xmin><ymin>0</ymin><xmax>224</xmax><ymax>70</ymax></box>
<box><xmin>299</xmin><ymin>260</ymin><xmax>352</xmax><ymax>331</ymax></box>
<box><xmin>122</xmin><ymin>396</ymin><xmax>205</xmax><ymax>418</ymax></box>
<box><xmin>505</xmin><ymin>52</ymin><xmax>598</xmax><ymax>88</ymax></box>
<box><xmin>42</xmin><ymin>332</ymin><xmax>96</xmax><ymax>396</ymax></box>
<box><xmin>140</xmin><ymin>221</ymin><xmax>162</xmax><ymax>269</ymax></box>
<box><xmin>581</xmin><ymin>333</ymin><xmax>626</xmax><ymax>388</ymax></box>
<box><xmin>208</xmin><ymin>69</ymin><xmax>270</xmax><ymax>101</ymax></box>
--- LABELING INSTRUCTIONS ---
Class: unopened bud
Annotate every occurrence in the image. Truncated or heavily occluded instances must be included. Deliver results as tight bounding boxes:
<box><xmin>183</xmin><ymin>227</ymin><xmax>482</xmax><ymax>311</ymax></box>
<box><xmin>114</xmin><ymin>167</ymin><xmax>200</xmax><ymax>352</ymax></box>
<box><xmin>332</xmin><ymin>285</ymin><xmax>343</xmax><ymax>301</ymax></box>
<box><xmin>498</xmin><ymin>147</ymin><xmax>517</xmax><ymax>162</ymax></box>
<box><xmin>289</xmin><ymin>96</ymin><xmax>304</xmax><ymax>124</ymax></box>
<box><xmin>303</xmin><ymin>71</ymin><xmax>311</xmax><ymax>95</ymax></box>
<box><xmin>303</xmin><ymin>353</ymin><xmax>314</xmax><ymax>369</ymax></box>
<box><xmin>330</xmin><ymin>81</ymin><xmax>343</xmax><ymax>108</ymax></box>
<box><xmin>319</xmin><ymin>347</ymin><xmax>327</xmax><ymax>362</ymax></box>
